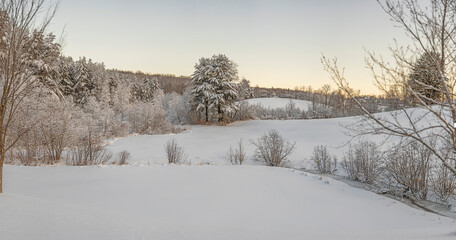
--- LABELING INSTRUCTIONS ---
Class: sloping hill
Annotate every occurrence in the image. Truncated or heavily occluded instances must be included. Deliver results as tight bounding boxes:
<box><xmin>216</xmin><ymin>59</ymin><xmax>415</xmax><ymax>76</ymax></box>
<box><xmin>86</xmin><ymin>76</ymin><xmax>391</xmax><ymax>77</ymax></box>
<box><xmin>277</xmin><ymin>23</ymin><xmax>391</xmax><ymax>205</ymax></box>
<box><xmin>1</xmin><ymin>165</ymin><xmax>454</xmax><ymax>240</ymax></box>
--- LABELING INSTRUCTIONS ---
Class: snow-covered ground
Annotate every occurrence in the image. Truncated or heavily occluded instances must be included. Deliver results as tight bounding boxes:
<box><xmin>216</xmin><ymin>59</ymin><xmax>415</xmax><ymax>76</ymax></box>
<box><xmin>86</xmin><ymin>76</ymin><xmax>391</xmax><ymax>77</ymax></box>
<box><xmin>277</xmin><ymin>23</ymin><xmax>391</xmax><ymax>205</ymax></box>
<box><xmin>107</xmin><ymin>117</ymin><xmax>385</xmax><ymax>169</ymax></box>
<box><xmin>107</xmin><ymin>119</ymin><xmax>353</xmax><ymax>168</ymax></box>
<box><xmin>1</xmin><ymin>165</ymin><xmax>455</xmax><ymax>240</ymax></box>
<box><xmin>244</xmin><ymin>97</ymin><xmax>313</xmax><ymax>110</ymax></box>
<box><xmin>1</xmin><ymin>98</ymin><xmax>455</xmax><ymax>239</ymax></box>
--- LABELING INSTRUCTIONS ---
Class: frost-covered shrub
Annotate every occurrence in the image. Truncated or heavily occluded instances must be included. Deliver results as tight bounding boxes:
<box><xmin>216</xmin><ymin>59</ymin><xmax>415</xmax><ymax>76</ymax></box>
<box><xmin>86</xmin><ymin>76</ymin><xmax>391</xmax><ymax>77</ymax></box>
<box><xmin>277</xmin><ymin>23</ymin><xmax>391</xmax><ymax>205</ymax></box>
<box><xmin>84</xmin><ymin>96</ymin><xmax>128</xmax><ymax>138</ymax></box>
<box><xmin>115</xmin><ymin>151</ymin><xmax>131</xmax><ymax>165</ymax></box>
<box><xmin>9</xmin><ymin>93</ymin><xmax>83</xmax><ymax>165</ymax></box>
<box><xmin>253</xmin><ymin>130</ymin><xmax>295</xmax><ymax>167</ymax></box>
<box><xmin>162</xmin><ymin>90</ymin><xmax>192</xmax><ymax>124</ymax></box>
<box><xmin>311</xmin><ymin>145</ymin><xmax>337</xmax><ymax>174</ymax></box>
<box><xmin>308</xmin><ymin>104</ymin><xmax>333</xmax><ymax>119</ymax></box>
<box><xmin>127</xmin><ymin>101</ymin><xmax>175</xmax><ymax>135</ymax></box>
<box><xmin>384</xmin><ymin>140</ymin><xmax>432</xmax><ymax>200</ymax></box>
<box><xmin>285</xmin><ymin>99</ymin><xmax>302</xmax><ymax>119</ymax></box>
<box><xmin>228</xmin><ymin>139</ymin><xmax>246</xmax><ymax>165</ymax></box>
<box><xmin>234</xmin><ymin>101</ymin><xmax>256</xmax><ymax>121</ymax></box>
<box><xmin>343</xmin><ymin>141</ymin><xmax>383</xmax><ymax>184</ymax></box>
<box><xmin>165</xmin><ymin>139</ymin><xmax>187</xmax><ymax>164</ymax></box>
<box><xmin>432</xmin><ymin>163</ymin><xmax>456</xmax><ymax>203</ymax></box>
<box><xmin>66</xmin><ymin>130</ymin><xmax>112</xmax><ymax>166</ymax></box>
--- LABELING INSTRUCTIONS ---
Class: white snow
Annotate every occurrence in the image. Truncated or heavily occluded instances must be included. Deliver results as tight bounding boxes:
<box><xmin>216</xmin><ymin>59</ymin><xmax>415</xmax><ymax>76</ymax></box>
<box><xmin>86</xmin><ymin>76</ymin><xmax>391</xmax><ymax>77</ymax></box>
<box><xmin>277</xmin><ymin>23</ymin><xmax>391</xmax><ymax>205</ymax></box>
<box><xmin>2</xmin><ymin>98</ymin><xmax>455</xmax><ymax>239</ymax></box>
<box><xmin>244</xmin><ymin>97</ymin><xmax>313</xmax><ymax>110</ymax></box>
<box><xmin>1</xmin><ymin>165</ymin><xmax>455</xmax><ymax>240</ymax></box>
<box><xmin>107</xmin><ymin>119</ymin><xmax>350</xmax><ymax>168</ymax></box>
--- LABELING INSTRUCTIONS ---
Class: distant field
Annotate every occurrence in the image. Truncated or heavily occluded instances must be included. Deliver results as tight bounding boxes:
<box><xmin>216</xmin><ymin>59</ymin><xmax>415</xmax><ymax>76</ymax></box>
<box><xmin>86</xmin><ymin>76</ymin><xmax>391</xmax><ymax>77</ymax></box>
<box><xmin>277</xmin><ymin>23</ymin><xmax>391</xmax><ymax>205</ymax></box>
<box><xmin>244</xmin><ymin>97</ymin><xmax>313</xmax><ymax>110</ymax></box>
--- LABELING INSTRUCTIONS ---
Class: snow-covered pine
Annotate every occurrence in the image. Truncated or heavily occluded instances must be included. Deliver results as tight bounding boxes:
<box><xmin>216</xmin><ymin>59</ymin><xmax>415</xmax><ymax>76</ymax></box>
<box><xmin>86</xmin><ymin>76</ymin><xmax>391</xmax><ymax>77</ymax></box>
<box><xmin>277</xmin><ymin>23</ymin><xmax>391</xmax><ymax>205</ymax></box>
<box><xmin>191</xmin><ymin>57</ymin><xmax>214</xmax><ymax>122</ymax></box>
<box><xmin>208</xmin><ymin>54</ymin><xmax>239</xmax><ymax>122</ymax></box>
<box><xmin>190</xmin><ymin>54</ymin><xmax>240</xmax><ymax>123</ymax></box>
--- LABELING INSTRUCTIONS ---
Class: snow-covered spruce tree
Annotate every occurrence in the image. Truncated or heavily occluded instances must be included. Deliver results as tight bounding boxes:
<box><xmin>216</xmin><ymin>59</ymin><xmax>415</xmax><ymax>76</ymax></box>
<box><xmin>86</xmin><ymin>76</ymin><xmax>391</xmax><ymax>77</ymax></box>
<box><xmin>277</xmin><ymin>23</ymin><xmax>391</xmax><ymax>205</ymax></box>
<box><xmin>131</xmin><ymin>76</ymin><xmax>159</xmax><ymax>103</ymax></box>
<box><xmin>58</xmin><ymin>57</ymin><xmax>96</xmax><ymax>105</ymax></box>
<box><xmin>0</xmin><ymin>0</ymin><xmax>60</xmax><ymax>193</ymax></box>
<box><xmin>238</xmin><ymin>78</ymin><xmax>254</xmax><ymax>100</ymax></box>
<box><xmin>406</xmin><ymin>51</ymin><xmax>443</xmax><ymax>105</ymax></box>
<box><xmin>191</xmin><ymin>54</ymin><xmax>239</xmax><ymax>123</ymax></box>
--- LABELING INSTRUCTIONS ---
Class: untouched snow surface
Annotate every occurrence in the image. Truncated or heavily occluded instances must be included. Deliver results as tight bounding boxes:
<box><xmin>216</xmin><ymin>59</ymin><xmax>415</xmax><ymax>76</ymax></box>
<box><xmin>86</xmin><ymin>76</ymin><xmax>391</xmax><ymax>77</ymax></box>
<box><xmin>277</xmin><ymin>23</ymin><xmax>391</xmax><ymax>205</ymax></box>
<box><xmin>3</xmin><ymin>99</ymin><xmax>455</xmax><ymax>239</ymax></box>
<box><xmin>244</xmin><ymin>97</ymin><xmax>313</xmax><ymax>110</ymax></box>
<box><xmin>107</xmin><ymin>105</ymin><xmax>437</xmax><ymax>168</ymax></box>
<box><xmin>107</xmin><ymin>118</ymin><xmax>379</xmax><ymax>168</ymax></box>
<box><xmin>1</xmin><ymin>165</ymin><xmax>455</xmax><ymax>240</ymax></box>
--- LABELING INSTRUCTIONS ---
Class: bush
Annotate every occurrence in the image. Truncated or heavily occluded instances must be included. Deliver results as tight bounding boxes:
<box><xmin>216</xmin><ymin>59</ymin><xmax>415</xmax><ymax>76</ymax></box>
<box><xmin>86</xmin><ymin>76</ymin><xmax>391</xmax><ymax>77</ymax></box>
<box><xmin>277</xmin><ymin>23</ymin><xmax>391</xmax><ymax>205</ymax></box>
<box><xmin>252</xmin><ymin>129</ymin><xmax>295</xmax><ymax>166</ymax></box>
<box><xmin>311</xmin><ymin>145</ymin><xmax>337</xmax><ymax>174</ymax></box>
<box><xmin>165</xmin><ymin>139</ymin><xmax>186</xmax><ymax>164</ymax></box>
<box><xmin>115</xmin><ymin>151</ymin><xmax>131</xmax><ymax>165</ymax></box>
<box><xmin>343</xmin><ymin>141</ymin><xmax>383</xmax><ymax>184</ymax></box>
<box><xmin>127</xmin><ymin>100</ymin><xmax>178</xmax><ymax>135</ymax></box>
<box><xmin>432</xmin><ymin>163</ymin><xmax>456</xmax><ymax>203</ymax></box>
<box><xmin>228</xmin><ymin>139</ymin><xmax>246</xmax><ymax>165</ymax></box>
<box><xmin>66</xmin><ymin>130</ymin><xmax>112</xmax><ymax>166</ymax></box>
<box><xmin>384</xmin><ymin>141</ymin><xmax>432</xmax><ymax>200</ymax></box>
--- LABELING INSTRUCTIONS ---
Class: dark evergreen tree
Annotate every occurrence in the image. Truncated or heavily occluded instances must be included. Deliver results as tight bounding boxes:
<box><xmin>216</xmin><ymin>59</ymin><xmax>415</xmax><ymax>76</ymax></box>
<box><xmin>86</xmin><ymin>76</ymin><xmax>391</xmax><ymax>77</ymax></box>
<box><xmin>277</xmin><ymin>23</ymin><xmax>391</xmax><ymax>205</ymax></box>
<box><xmin>407</xmin><ymin>52</ymin><xmax>444</xmax><ymax>104</ymax></box>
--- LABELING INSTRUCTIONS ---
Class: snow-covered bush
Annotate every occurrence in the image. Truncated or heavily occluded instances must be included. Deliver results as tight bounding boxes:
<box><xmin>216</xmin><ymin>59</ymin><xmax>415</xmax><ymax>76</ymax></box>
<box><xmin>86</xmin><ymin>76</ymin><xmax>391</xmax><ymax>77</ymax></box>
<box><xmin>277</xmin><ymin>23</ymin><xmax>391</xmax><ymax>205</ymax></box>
<box><xmin>432</xmin><ymin>163</ymin><xmax>456</xmax><ymax>203</ymax></box>
<box><xmin>308</xmin><ymin>104</ymin><xmax>333</xmax><ymax>119</ymax></box>
<box><xmin>115</xmin><ymin>151</ymin><xmax>131</xmax><ymax>165</ymax></box>
<box><xmin>8</xmin><ymin>92</ymin><xmax>84</xmax><ymax>165</ymax></box>
<box><xmin>228</xmin><ymin>139</ymin><xmax>246</xmax><ymax>165</ymax></box>
<box><xmin>234</xmin><ymin>101</ymin><xmax>256</xmax><ymax>121</ymax></box>
<box><xmin>162</xmin><ymin>90</ymin><xmax>192</xmax><ymax>124</ymax></box>
<box><xmin>384</xmin><ymin>141</ymin><xmax>433</xmax><ymax>200</ymax></box>
<box><xmin>66</xmin><ymin>129</ymin><xmax>112</xmax><ymax>166</ymax></box>
<box><xmin>343</xmin><ymin>141</ymin><xmax>383</xmax><ymax>184</ymax></box>
<box><xmin>311</xmin><ymin>145</ymin><xmax>337</xmax><ymax>174</ymax></box>
<box><xmin>126</xmin><ymin>91</ymin><xmax>181</xmax><ymax>135</ymax></box>
<box><xmin>285</xmin><ymin>99</ymin><xmax>302</xmax><ymax>119</ymax></box>
<box><xmin>83</xmin><ymin>96</ymin><xmax>128</xmax><ymax>138</ymax></box>
<box><xmin>252</xmin><ymin>130</ymin><xmax>295</xmax><ymax>167</ymax></box>
<box><xmin>165</xmin><ymin>139</ymin><xmax>187</xmax><ymax>164</ymax></box>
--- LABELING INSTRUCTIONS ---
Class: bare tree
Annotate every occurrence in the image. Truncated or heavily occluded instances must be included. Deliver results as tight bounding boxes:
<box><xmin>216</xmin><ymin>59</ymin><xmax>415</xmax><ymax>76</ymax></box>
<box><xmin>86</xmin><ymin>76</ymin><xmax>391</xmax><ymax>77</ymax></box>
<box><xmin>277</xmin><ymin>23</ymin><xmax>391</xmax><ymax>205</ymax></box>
<box><xmin>320</xmin><ymin>84</ymin><xmax>332</xmax><ymax>106</ymax></box>
<box><xmin>322</xmin><ymin>0</ymin><xmax>456</xmax><ymax>177</ymax></box>
<box><xmin>252</xmin><ymin>129</ymin><xmax>295</xmax><ymax>167</ymax></box>
<box><xmin>0</xmin><ymin>0</ymin><xmax>60</xmax><ymax>193</ymax></box>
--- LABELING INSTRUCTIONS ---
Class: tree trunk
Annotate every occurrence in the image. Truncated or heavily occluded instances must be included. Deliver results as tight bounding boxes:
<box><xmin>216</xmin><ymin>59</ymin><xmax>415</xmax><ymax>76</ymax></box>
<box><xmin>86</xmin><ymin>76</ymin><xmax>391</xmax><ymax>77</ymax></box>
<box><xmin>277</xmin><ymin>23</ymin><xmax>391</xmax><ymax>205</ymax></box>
<box><xmin>0</xmin><ymin>142</ymin><xmax>4</xmax><ymax>194</ymax></box>
<box><xmin>218</xmin><ymin>105</ymin><xmax>222</xmax><ymax>123</ymax></box>
<box><xmin>0</xmin><ymin>158</ymin><xmax>3</xmax><ymax>193</ymax></box>
<box><xmin>205</xmin><ymin>105</ymin><xmax>208</xmax><ymax>123</ymax></box>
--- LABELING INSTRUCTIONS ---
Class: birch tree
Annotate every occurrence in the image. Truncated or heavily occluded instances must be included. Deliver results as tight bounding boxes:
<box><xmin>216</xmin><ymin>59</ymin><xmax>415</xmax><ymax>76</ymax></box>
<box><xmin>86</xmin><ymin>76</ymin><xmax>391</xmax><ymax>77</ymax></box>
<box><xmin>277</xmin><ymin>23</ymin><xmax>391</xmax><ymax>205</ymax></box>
<box><xmin>0</xmin><ymin>0</ymin><xmax>60</xmax><ymax>193</ymax></box>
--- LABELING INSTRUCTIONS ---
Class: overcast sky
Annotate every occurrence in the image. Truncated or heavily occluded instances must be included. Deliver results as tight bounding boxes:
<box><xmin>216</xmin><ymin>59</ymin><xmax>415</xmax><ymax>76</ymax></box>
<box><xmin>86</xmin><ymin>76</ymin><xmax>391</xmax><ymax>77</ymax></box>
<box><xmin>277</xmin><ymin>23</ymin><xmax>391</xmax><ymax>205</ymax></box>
<box><xmin>49</xmin><ymin>0</ymin><xmax>409</xmax><ymax>94</ymax></box>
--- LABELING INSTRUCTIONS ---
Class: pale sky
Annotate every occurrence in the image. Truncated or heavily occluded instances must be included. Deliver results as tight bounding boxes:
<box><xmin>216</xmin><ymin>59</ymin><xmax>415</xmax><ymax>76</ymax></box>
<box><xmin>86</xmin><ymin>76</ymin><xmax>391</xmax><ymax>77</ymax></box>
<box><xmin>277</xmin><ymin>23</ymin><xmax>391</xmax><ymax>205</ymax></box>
<box><xmin>49</xmin><ymin>0</ymin><xmax>408</xmax><ymax>95</ymax></box>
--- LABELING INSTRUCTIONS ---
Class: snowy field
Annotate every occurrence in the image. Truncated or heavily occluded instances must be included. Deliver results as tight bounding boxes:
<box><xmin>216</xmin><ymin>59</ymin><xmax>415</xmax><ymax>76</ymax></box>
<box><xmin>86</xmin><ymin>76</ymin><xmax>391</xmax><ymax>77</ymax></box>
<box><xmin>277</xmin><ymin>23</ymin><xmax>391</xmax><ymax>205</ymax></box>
<box><xmin>107</xmin><ymin>119</ymin><xmax>355</xmax><ymax>168</ymax></box>
<box><xmin>1</xmin><ymin>98</ymin><xmax>455</xmax><ymax>239</ymax></box>
<box><xmin>1</xmin><ymin>165</ymin><xmax>455</xmax><ymax>240</ymax></box>
<box><xmin>244</xmin><ymin>97</ymin><xmax>313</xmax><ymax>110</ymax></box>
<box><xmin>107</xmin><ymin>117</ymin><xmax>387</xmax><ymax>169</ymax></box>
